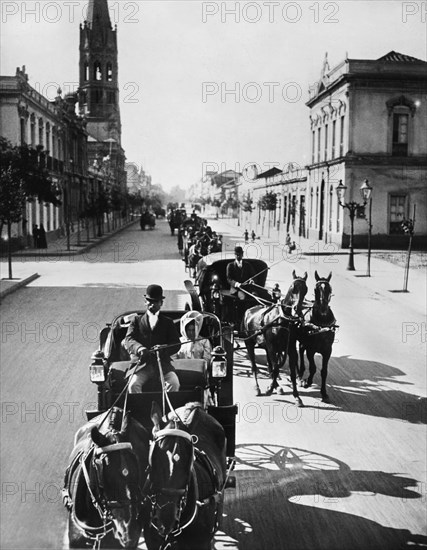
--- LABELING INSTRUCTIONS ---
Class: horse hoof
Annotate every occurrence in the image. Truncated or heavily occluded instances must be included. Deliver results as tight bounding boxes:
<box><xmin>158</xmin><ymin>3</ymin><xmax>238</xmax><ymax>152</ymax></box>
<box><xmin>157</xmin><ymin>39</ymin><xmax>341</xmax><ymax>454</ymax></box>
<box><xmin>265</xmin><ymin>387</ymin><xmax>273</xmax><ymax>396</ymax></box>
<box><xmin>277</xmin><ymin>386</ymin><xmax>284</xmax><ymax>395</ymax></box>
<box><xmin>296</xmin><ymin>398</ymin><xmax>304</xmax><ymax>408</ymax></box>
<box><xmin>303</xmin><ymin>381</ymin><xmax>312</xmax><ymax>389</ymax></box>
<box><xmin>299</xmin><ymin>379</ymin><xmax>305</xmax><ymax>387</ymax></box>
<box><xmin>255</xmin><ymin>387</ymin><xmax>261</xmax><ymax>397</ymax></box>
<box><xmin>322</xmin><ymin>394</ymin><xmax>330</xmax><ymax>403</ymax></box>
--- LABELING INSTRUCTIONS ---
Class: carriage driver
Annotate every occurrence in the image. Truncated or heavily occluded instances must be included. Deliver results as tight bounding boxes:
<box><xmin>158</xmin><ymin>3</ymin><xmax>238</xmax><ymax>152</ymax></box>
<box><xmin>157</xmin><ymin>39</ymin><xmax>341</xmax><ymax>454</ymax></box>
<box><xmin>123</xmin><ymin>284</ymin><xmax>181</xmax><ymax>393</ymax></box>
<box><xmin>226</xmin><ymin>246</ymin><xmax>256</xmax><ymax>300</ymax></box>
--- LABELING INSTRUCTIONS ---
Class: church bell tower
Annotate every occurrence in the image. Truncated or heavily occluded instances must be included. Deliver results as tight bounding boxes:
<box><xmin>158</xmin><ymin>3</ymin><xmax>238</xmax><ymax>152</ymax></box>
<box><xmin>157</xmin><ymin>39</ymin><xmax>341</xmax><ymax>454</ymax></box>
<box><xmin>79</xmin><ymin>0</ymin><xmax>125</xmax><ymax>188</ymax></box>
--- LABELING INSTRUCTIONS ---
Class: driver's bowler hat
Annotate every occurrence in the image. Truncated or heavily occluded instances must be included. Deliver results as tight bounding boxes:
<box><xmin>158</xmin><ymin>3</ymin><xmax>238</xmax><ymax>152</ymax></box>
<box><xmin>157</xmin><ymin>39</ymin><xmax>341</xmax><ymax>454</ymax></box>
<box><xmin>145</xmin><ymin>284</ymin><xmax>165</xmax><ymax>302</ymax></box>
<box><xmin>234</xmin><ymin>246</ymin><xmax>244</xmax><ymax>255</ymax></box>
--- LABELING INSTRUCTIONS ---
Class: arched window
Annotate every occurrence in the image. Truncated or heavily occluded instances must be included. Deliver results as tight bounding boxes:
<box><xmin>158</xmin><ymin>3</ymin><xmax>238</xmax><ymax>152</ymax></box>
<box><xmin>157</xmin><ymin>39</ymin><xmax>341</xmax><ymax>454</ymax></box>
<box><xmin>38</xmin><ymin>118</ymin><xmax>44</xmax><ymax>146</ymax></box>
<box><xmin>30</xmin><ymin>114</ymin><xmax>36</xmax><ymax>145</ymax></box>
<box><xmin>46</xmin><ymin>123</ymin><xmax>51</xmax><ymax>153</ymax></box>
<box><xmin>94</xmin><ymin>61</ymin><xmax>102</xmax><ymax>81</ymax></box>
<box><xmin>106</xmin><ymin>62</ymin><xmax>113</xmax><ymax>82</ymax></box>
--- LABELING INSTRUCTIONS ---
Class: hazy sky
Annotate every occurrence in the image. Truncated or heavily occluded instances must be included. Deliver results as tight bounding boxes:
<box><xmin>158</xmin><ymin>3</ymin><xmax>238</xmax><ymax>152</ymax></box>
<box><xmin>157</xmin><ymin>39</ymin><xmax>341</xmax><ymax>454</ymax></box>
<box><xmin>1</xmin><ymin>1</ymin><xmax>426</xmax><ymax>191</ymax></box>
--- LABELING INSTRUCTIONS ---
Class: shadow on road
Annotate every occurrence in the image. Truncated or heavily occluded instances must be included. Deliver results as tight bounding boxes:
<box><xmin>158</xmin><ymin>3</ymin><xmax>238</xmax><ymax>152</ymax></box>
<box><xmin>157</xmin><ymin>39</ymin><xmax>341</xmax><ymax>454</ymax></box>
<box><xmin>234</xmin><ymin>352</ymin><xmax>426</xmax><ymax>424</ymax></box>
<box><xmin>220</xmin><ymin>443</ymin><xmax>426</xmax><ymax>550</ymax></box>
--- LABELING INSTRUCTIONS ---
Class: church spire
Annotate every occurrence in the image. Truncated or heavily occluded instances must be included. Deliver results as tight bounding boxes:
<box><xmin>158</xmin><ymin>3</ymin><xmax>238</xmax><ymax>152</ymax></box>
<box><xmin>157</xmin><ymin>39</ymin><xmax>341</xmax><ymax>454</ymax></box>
<box><xmin>86</xmin><ymin>0</ymin><xmax>112</xmax><ymax>29</ymax></box>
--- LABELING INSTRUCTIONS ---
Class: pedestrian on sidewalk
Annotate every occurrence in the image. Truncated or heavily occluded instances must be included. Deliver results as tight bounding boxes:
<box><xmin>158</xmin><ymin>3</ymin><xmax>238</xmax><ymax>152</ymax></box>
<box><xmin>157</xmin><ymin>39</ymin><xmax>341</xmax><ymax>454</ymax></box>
<box><xmin>32</xmin><ymin>224</ymin><xmax>40</xmax><ymax>249</ymax></box>
<box><xmin>244</xmin><ymin>229</ymin><xmax>249</xmax><ymax>243</ymax></box>
<box><xmin>251</xmin><ymin>230</ymin><xmax>256</xmax><ymax>242</ymax></box>
<box><xmin>38</xmin><ymin>224</ymin><xmax>48</xmax><ymax>249</ymax></box>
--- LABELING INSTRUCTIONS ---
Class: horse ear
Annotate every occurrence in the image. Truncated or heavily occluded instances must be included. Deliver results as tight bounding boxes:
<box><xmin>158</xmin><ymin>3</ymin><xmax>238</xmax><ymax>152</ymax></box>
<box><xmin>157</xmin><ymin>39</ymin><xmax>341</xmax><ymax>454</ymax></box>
<box><xmin>151</xmin><ymin>401</ymin><xmax>163</xmax><ymax>432</ymax></box>
<box><xmin>327</xmin><ymin>272</ymin><xmax>332</xmax><ymax>282</ymax></box>
<box><xmin>314</xmin><ymin>271</ymin><xmax>319</xmax><ymax>281</ymax></box>
<box><xmin>303</xmin><ymin>272</ymin><xmax>308</xmax><ymax>281</ymax></box>
<box><xmin>91</xmin><ymin>426</ymin><xmax>109</xmax><ymax>448</ymax></box>
<box><xmin>292</xmin><ymin>269</ymin><xmax>296</xmax><ymax>279</ymax></box>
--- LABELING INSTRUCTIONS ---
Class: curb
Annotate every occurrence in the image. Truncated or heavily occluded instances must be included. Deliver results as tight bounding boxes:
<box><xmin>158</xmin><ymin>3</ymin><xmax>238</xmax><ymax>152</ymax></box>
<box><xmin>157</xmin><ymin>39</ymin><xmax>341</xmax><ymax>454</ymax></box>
<box><xmin>0</xmin><ymin>273</ymin><xmax>40</xmax><ymax>300</ymax></box>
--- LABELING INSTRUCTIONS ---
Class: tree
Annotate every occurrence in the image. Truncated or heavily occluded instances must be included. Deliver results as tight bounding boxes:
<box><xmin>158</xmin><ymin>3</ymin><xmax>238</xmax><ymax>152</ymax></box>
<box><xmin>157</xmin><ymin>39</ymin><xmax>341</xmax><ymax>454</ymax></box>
<box><xmin>0</xmin><ymin>137</ymin><xmax>61</xmax><ymax>278</ymax></box>
<box><xmin>258</xmin><ymin>192</ymin><xmax>277</xmax><ymax>237</ymax></box>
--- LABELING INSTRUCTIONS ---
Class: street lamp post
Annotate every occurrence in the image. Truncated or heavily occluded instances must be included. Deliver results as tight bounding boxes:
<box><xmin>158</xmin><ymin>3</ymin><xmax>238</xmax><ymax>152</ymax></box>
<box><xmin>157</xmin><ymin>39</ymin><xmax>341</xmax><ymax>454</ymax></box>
<box><xmin>336</xmin><ymin>179</ymin><xmax>372</xmax><ymax>271</ymax></box>
<box><xmin>360</xmin><ymin>179</ymin><xmax>373</xmax><ymax>276</ymax></box>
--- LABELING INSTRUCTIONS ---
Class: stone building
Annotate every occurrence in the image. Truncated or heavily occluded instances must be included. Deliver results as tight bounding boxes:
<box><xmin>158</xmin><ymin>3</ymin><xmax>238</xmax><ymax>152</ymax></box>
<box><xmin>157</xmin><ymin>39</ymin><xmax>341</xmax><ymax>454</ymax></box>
<box><xmin>306</xmin><ymin>51</ymin><xmax>427</xmax><ymax>248</ymax></box>
<box><xmin>0</xmin><ymin>66</ymin><xmax>88</xmax><ymax>246</ymax></box>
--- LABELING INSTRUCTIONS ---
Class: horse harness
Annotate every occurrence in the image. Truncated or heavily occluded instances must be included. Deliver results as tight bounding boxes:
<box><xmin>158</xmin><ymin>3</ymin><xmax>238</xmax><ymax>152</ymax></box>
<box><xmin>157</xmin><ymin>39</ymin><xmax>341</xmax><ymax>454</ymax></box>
<box><xmin>146</xmin><ymin>424</ymin><xmax>224</xmax><ymax>544</ymax></box>
<box><xmin>62</xmin><ymin>440</ymin><xmax>141</xmax><ymax>549</ymax></box>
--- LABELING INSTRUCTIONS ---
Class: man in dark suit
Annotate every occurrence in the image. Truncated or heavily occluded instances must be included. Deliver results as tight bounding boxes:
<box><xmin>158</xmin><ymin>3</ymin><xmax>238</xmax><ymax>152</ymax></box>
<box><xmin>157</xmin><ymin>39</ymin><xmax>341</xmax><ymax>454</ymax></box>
<box><xmin>226</xmin><ymin>246</ymin><xmax>256</xmax><ymax>300</ymax></box>
<box><xmin>225</xmin><ymin>246</ymin><xmax>258</xmax><ymax>325</ymax></box>
<box><xmin>124</xmin><ymin>284</ymin><xmax>181</xmax><ymax>393</ymax></box>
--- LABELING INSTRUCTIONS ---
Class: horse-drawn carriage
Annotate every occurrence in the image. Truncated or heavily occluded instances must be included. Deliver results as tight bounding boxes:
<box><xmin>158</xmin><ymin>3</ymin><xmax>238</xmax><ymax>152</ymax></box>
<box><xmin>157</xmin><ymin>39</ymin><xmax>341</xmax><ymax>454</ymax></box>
<box><xmin>184</xmin><ymin>253</ymin><xmax>273</xmax><ymax>326</ymax></box>
<box><xmin>167</xmin><ymin>208</ymin><xmax>187</xmax><ymax>235</ymax></box>
<box><xmin>140</xmin><ymin>211</ymin><xmax>156</xmax><ymax>230</ymax></box>
<box><xmin>63</xmin><ymin>306</ymin><xmax>237</xmax><ymax>549</ymax></box>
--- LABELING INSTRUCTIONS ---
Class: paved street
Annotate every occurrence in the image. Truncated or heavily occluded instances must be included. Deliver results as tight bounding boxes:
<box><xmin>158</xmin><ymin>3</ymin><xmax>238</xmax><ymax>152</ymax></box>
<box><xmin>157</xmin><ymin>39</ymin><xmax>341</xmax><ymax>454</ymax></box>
<box><xmin>1</xmin><ymin>218</ymin><xmax>426</xmax><ymax>550</ymax></box>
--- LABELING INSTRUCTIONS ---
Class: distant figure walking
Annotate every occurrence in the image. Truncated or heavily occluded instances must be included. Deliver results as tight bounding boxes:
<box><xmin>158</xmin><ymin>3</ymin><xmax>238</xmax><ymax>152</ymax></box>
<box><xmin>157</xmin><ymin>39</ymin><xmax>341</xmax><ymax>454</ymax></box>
<box><xmin>38</xmin><ymin>224</ymin><xmax>48</xmax><ymax>249</ymax></box>
<box><xmin>251</xmin><ymin>230</ymin><xmax>256</xmax><ymax>242</ymax></box>
<box><xmin>244</xmin><ymin>229</ymin><xmax>249</xmax><ymax>243</ymax></box>
<box><xmin>32</xmin><ymin>224</ymin><xmax>39</xmax><ymax>249</ymax></box>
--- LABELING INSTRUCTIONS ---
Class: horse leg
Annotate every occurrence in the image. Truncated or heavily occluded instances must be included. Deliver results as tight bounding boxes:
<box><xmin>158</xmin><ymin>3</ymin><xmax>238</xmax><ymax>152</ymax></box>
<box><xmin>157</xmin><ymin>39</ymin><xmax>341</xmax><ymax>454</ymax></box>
<box><xmin>289</xmin><ymin>338</ymin><xmax>303</xmax><ymax>407</ymax></box>
<box><xmin>264</xmin><ymin>340</ymin><xmax>282</xmax><ymax>396</ymax></box>
<box><xmin>245</xmin><ymin>339</ymin><xmax>261</xmax><ymax>396</ymax></box>
<box><xmin>320</xmin><ymin>351</ymin><xmax>331</xmax><ymax>402</ymax></box>
<box><xmin>298</xmin><ymin>342</ymin><xmax>305</xmax><ymax>387</ymax></box>
<box><xmin>304</xmin><ymin>349</ymin><xmax>316</xmax><ymax>389</ymax></box>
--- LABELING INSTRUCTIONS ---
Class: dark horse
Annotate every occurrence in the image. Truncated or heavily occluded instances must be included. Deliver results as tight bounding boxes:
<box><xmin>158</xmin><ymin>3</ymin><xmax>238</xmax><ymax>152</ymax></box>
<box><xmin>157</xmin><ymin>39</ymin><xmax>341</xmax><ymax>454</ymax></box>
<box><xmin>242</xmin><ymin>270</ymin><xmax>308</xmax><ymax>405</ymax></box>
<box><xmin>63</xmin><ymin>408</ymin><xmax>150</xmax><ymax>549</ymax></box>
<box><xmin>168</xmin><ymin>209</ymin><xmax>186</xmax><ymax>235</ymax></box>
<box><xmin>144</xmin><ymin>402</ymin><xmax>226</xmax><ymax>550</ymax></box>
<box><xmin>297</xmin><ymin>271</ymin><xmax>337</xmax><ymax>402</ymax></box>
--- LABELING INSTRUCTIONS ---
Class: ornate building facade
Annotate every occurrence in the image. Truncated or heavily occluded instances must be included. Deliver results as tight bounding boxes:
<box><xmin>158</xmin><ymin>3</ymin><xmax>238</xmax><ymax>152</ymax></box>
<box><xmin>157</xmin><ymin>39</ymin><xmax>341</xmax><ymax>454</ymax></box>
<box><xmin>0</xmin><ymin>66</ymin><xmax>88</xmax><ymax>245</ymax></box>
<box><xmin>306</xmin><ymin>51</ymin><xmax>427</xmax><ymax>248</ymax></box>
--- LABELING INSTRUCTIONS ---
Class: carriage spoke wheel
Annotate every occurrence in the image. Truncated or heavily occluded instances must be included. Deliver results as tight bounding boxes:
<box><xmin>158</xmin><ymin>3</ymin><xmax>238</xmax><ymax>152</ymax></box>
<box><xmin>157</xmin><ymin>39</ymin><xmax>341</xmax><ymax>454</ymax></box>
<box><xmin>235</xmin><ymin>443</ymin><xmax>347</xmax><ymax>474</ymax></box>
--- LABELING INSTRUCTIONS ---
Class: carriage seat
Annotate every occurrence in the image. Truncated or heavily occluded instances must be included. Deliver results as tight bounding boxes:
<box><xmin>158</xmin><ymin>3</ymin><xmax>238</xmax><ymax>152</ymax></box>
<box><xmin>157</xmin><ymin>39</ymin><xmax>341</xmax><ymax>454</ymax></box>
<box><xmin>108</xmin><ymin>358</ymin><xmax>207</xmax><ymax>394</ymax></box>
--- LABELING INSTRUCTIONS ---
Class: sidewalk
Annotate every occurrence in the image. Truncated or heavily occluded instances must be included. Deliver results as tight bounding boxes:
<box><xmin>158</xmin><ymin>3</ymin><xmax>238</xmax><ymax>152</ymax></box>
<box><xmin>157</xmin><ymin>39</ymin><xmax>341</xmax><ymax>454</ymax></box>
<box><xmin>0</xmin><ymin>218</ymin><xmax>138</xmax><ymax>300</ymax></box>
<box><xmin>208</xmin><ymin>216</ymin><xmax>427</xmax><ymax>317</ymax></box>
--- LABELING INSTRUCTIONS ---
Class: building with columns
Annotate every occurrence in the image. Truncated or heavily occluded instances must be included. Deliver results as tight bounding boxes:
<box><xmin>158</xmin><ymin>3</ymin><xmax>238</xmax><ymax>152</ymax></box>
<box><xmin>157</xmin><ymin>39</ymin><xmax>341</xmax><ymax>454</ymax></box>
<box><xmin>0</xmin><ymin>66</ymin><xmax>88</xmax><ymax>246</ymax></box>
<box><xmin>306</xmin><ymin>51</ymin><xmax>427</xmax><ymax>248</ymax></box>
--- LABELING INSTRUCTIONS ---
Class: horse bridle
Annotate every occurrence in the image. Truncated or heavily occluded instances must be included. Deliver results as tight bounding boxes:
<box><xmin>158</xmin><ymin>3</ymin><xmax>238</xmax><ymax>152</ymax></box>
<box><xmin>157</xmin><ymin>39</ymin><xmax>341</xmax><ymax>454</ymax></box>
<box><xmin>147</xmin><ymin>427</ymin><xmax>197</xmax><ymax>538</ymax></box>
<box><xmin>314</xmin><ymin>279</ymin><xmax>332</xmax><ymax>305</ymax></box>
<box><xmin>82</xmin><ymin>442</ymin><xmax>142</xmax><ymax>526</ymax></box>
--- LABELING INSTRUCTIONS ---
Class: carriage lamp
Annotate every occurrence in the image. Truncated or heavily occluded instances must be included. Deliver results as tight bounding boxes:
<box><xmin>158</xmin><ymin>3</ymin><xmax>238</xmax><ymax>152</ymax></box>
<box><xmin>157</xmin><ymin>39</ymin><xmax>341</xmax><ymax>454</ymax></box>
<box><xmin>90</xmin><ymin>350</ymin><xmax>106</xmax><ymax>383</ymax></box>
<box><xmin>210</xmin><ymin>274</ymin><xmax>221</xmax><ymax>300</ymax></box>
<box><xmin>211</xmin><ymin>346</ymin><xmax>227</xmax><ymax>378</ymax></box>
<box><xmin>272</xmin><ymin>283</ymin><xmax>282</xmax><ymax>303</ymax></box>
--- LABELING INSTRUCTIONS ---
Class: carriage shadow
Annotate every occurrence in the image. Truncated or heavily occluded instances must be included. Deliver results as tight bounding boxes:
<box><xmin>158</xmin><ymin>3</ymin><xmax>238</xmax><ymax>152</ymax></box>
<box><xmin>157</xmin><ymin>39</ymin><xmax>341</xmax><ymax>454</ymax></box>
<box><xmin>235</xmin><ymin>352</ymin><xmax>426</xmax><ymax>424</ymax></box>
<box><xmin>218</xmin><ymin>443</ymin><xmax>427</xmax><ymax>550</ymax></box>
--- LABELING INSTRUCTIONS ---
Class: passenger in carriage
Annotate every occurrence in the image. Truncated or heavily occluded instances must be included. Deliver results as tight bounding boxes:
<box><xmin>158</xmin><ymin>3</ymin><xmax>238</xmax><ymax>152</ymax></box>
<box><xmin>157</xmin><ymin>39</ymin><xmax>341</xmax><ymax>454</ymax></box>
<box><xmin>173</xmin><ymin>311</ymin><xmax>212</xmax><ymax>364</ymax></box>
<box><xmin>123</xmin><ymin>284</ymin><xmax>181</xmax><ymax>393</ymax></box>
